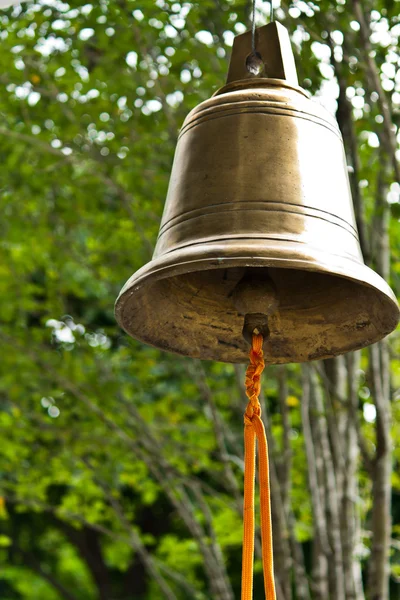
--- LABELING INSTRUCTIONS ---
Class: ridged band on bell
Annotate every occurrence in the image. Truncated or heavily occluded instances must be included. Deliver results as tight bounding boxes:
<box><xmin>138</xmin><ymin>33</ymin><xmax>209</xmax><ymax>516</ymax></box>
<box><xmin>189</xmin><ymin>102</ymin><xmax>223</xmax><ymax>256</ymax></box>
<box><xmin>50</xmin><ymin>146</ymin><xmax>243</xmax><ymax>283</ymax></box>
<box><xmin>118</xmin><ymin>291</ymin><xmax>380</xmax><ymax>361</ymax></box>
<box><xmin>115</xmin><ymin>22</ymin><xmax>399</xmax><ymax>364</ymax></box>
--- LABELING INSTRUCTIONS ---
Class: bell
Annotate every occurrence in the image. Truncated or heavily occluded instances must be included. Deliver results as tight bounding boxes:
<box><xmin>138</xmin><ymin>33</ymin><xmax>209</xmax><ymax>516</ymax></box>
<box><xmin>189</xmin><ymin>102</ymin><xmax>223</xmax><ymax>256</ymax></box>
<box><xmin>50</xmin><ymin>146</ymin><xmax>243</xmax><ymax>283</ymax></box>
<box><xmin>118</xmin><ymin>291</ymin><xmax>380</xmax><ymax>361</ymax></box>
<box><xmin>115</xmin><ymin>22</ymin><xmax>399</xmax><ymax>364</ymax></box>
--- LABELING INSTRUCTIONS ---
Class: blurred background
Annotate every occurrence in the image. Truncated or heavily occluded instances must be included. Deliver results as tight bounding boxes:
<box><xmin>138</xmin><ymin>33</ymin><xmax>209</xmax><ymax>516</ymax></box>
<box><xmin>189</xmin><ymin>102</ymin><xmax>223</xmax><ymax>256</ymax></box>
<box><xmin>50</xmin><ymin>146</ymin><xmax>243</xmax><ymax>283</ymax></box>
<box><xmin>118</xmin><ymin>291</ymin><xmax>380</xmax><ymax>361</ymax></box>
<box><xmin>0</xmin><ymin>0</ymin><xmax>399</xmax><ymax>598</ymax></box>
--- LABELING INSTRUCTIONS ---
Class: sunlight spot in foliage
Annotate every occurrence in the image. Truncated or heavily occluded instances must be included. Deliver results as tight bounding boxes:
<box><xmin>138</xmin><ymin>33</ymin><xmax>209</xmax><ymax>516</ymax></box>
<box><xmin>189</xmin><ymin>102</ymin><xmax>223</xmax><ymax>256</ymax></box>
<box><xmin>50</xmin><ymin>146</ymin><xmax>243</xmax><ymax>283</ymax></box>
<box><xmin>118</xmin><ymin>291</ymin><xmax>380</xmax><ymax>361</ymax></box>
<box><xmin>41</xmin><ymin>397</ymin><xmax>53</xmax><ymax>408</ymax></box>
<box><xmin>117</xmin><ymin>146</ymin><xmax>128</xmax><ymax>159</ymax></box>
<box><xmin>331</xmin><ymin>30</ymin><xmax>343</xmax><ymax>45</ymax></box>
<box><xmin>297</xmin><ymin>1</ymin><xmax>315</xmax><ymax>16</ymax></box>
<box><xmin>180</xmin><ymin>68</ymin><xmax>191</xmax><ymax>83</ymax></box>
<box><xmin>363</xmin><ymin>403</ymin><xmax>376</xmax><ymax>423</ymax></box>
<box><xmin>27</xmin><ymin>91</ymin><xmax>40</xmax><ymax>106</ymax></box>
<box><xmin>382</xmin><ymin>62</ymin><xmax>396</xmax><ymax>79</ymax></box>
<box><xmin>145</xmin><ymin>99</ymin><xmax>162</xmax><ymax>113</ymax></box>
<box><xmin>158</xmin><ymin>64</ymin><xmax>169</xmax><ymax>76</ymax></box>
<box><xmin>170</xmin><ymin>16</ymin><xmax>185</xmax><ymax>29</ymax></box>
<box><xmin>312</xmin><ymin>42</ymin><xmax>331</xmax><ymax>61</ymax></box>
<box><xmin>117</xmin><ymin>96</ymin><xmax>126</xmax><ymax>109</ymax></box>
<box><xmin>120</xmin><ymin>110</ymin><xmax>131</xmax><ymax>122</ymax></box>
<box><xmin>289</xmin><ymin>6</ymin><xmax>301</xmax><ymax>18</ymax></box>
<box><xmin>370</xmin><ymin>91</ymin><xmax>379</xmax><ymax>102</ymax></box>
<box><xmin>81</xmin><ymin>4</ymin><xmax>93</xmax><ymax>16</ymax></box>
<box><xmin>126</xmin><ymin>51</ymin><xmax>137</xmax><ymax>68</ymax></box>
<box><xmin>382</xmin><ymin>78</ymin><xmax>394</xmax><ymax>92</ymax></box>
<box><xmin>315</xmin><ymin>78</ymin><xmax>338</xmax><ymax>115</ymax></box>
<box><xmin>55</xmin><ymin>325</ymin><xmax>75</xmax><ymax>342</ymax></box>
<box><xmin>334</xmin><ymin>47</ymin><xmax>343</xmax><ymax>62</ymax></box>
<box><xmin>292</xmin><ymin>27</ymin><xmax>307</xmax><ymax>50</ymax></box>
<box><xmin>166</xmin><ymin>90</ymin><xmax>183</xmax><ymax>108</ymax></box>
<box><xmin>15</xmin><ymin>83</ymin><xmax>31</xmax><ymax>99</ymax></box>
<box><xmin>133</xmin><ymin>9</ymin><xmax>144</xmax><ymax>21</ymax></box>
<box><xmin>388</xmin><ymin>182</ymin><xmax>400</xmax><ymax>204</ymax></box>
<box><xmin>52</xmin><ymin>19</ymin><xmax>69</xmax><ymax>31</ymax></box>
<box><xmin>74</xmin><ymin>64</ymin><xmax>89</xmax><ymax>81</ymax></box>
<box><xmin>351</xmin><ymin>95</ymin><xmax>364</xmax><ymax>110</ymax></box>
<box><xmin>370</xmin><ymin>18</ymin><xmax>392</xmax><ymax>47</ymax></box>
<box><xmin>149</xmin><ymin>18</ymin><xmax>163</xmax><ymax>29</ymax></box>
<box><xmin>46</xmin><ymin>317</ymin><xmax>85</xmax><ymax>344</ymax></box>
<box><xmin>85</xmin><ymin>332</ymin><xmax>111</xmax><ymax>349</ymax></box>
<box><xmin>54</xmin><ymin>67</ymin><xmax>66</xmax><ymax>78</ymax></box>
<box><xmin>86</xmin><ymin>88</ymin><xmax>99</xmax><ymax>99</ymax></box>
<box><xmin>78</xmin><ymin>27</ymin><xmax>94</xmax><ymax>41</ymax></box>
<box><xmin>39</xmin><ymin>0</ymin><xmax>69</xmax><ymax>10</ymax></box>
<box><xmin>367</xmin><ymin>132</ymin><xmax>379</xmax><ymax>148</ymax></box>
<box><xmin>48</xmin><ymin>405</ymin><xmax>60</xmax><ymax>418</ymax></box>
<box><xmin>195</xmin><ymin>30</ymin><xmax>213</xmax><ymax>45</ymax></box>
<box><xmin>234</xmin><ymin>22</ymin><xmax>246</xmax><ymax>34</ymax></box>
<box><xmin>164</xmin><ymin>24</ymin><xmax>177</xmax><ymax>38</ymax></box>
<box><xmin>35</xmin><ymin>36</ymin><xmax>68</xmax><ymax>56</ymax></box>
<box><xmin>223</xmin><ymin>30</ymin><xmax>234</xmax><ymax>47</ymax></box>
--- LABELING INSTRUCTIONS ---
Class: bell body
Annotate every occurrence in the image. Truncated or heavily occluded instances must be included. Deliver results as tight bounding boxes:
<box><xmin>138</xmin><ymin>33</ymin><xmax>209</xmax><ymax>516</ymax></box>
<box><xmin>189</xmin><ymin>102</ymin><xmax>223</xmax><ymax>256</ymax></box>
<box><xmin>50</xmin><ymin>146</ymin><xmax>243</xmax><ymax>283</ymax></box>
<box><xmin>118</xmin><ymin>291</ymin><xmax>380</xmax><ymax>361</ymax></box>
<box><xmin>115</xmin><ymin>25</ymin><xmax>399</xmax><ymax>363</ymax></box>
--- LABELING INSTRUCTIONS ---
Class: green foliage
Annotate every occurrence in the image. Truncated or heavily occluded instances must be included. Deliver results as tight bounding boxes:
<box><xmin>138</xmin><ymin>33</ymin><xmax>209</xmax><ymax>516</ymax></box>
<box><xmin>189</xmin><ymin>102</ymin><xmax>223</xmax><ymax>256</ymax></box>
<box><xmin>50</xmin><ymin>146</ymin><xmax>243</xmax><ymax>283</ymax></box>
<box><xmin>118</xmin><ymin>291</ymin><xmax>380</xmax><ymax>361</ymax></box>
<box><xmin>0</xmin><ymin>0</ymin><xmax>399</xmax><ymax>599</ymax></box>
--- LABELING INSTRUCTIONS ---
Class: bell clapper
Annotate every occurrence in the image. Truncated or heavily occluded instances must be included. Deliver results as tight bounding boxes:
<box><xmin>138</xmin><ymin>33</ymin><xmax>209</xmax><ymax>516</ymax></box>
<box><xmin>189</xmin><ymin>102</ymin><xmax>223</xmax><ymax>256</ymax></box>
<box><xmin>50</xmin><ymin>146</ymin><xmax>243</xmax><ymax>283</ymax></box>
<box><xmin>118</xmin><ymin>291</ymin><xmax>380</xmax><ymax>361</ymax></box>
<box><xmin>231</xmin><ymin>270</ymin><xmax>279</xmax><ymax>346</ymax></box>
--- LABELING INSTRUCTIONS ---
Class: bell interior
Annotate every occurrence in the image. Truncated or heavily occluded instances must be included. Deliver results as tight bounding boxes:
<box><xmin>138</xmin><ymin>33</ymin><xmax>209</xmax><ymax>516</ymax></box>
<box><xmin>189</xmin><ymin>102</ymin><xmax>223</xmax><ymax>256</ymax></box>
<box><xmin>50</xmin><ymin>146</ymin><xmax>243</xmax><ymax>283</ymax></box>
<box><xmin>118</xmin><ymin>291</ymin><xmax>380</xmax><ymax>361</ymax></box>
<box><xmin>118</xmin><ymin>266</ymin><xmax>397</xmax><ymax>364</ymax></box>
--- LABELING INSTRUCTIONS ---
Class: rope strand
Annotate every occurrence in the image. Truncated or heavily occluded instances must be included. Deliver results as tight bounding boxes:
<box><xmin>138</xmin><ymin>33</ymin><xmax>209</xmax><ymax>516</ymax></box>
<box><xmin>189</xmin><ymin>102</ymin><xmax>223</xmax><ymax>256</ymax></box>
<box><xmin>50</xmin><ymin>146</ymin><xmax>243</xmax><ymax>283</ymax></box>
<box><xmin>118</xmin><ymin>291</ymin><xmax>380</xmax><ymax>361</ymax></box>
<box><xmin>251</xmin><ymin>0</ymin><xmax>257</xmax><ymax>54</ymax></box>
<box><xmin>241</xmin><ymin>333</ymin><xmax>276</xmax><ymax>600</ymax></box>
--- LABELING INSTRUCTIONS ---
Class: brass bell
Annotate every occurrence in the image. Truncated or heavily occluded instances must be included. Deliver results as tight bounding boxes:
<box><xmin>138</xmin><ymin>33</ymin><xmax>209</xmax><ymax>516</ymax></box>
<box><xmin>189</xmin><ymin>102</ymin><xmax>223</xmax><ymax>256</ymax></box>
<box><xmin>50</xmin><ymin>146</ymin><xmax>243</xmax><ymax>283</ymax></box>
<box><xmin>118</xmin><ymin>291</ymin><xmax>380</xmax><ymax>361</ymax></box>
<box><xmin>115</xmin><ymin>22</ymin><xmax>399</xmax><ymax>364</ymax></box>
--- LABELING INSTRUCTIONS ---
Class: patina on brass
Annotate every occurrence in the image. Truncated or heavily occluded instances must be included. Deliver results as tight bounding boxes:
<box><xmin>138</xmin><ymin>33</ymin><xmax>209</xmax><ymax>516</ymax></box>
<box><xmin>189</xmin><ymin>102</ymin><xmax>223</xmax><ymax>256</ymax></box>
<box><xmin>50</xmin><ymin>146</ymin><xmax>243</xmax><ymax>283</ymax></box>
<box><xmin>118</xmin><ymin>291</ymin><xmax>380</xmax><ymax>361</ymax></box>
<box><xmin>115</xmin><ymin>22</ymin><xmax>399</xmax><ymax>364</ymax></box>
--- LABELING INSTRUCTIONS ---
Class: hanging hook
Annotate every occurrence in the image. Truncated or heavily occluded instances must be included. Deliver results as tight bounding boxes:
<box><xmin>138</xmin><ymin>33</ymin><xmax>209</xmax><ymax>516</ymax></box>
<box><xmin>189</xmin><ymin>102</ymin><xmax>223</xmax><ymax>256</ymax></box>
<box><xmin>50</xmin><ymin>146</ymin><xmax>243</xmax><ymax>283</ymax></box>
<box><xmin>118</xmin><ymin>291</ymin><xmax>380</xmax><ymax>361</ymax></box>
<box><xmin>246</xmin><ymin>0</ymin><xmax>277</xmax><ymax>75</ymax></box>
<box><xmin>246</xmin><ymin>0</ymin><xmax>264</xmax><ymax>75</ymax></box>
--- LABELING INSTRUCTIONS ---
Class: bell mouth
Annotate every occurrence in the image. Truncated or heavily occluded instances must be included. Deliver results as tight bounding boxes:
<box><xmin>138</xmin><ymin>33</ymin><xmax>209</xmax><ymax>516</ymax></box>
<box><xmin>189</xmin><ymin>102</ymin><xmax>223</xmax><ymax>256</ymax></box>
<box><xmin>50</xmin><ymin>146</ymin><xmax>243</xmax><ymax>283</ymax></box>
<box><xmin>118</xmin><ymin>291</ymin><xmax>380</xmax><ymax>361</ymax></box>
<box><xmin>115</xmin><ymin>240</ymin><xmax>399</xmax><ymax>364</ymax></box>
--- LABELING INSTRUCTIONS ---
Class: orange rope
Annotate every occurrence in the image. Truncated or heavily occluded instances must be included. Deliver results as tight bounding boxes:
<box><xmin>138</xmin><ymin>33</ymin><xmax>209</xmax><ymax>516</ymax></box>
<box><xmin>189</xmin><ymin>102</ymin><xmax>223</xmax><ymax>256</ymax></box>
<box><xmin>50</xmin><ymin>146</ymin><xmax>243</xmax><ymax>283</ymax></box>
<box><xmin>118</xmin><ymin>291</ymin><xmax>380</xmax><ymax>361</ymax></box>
<box><xmin>241</xmin><ymin>333</ymin><xmax>276</xmax><ymax>600</ymax></box>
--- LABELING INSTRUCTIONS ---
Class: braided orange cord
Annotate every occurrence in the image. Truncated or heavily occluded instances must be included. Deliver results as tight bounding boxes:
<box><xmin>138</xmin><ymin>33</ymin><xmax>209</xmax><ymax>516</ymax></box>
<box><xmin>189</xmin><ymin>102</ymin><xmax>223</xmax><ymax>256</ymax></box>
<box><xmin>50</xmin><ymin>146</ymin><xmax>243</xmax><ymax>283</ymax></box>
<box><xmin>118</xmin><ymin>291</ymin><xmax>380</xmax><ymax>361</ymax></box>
<box><xmin>241</xmin><ymin>333</ymin><xmax>276</xmax><ymax>600</ymax></box>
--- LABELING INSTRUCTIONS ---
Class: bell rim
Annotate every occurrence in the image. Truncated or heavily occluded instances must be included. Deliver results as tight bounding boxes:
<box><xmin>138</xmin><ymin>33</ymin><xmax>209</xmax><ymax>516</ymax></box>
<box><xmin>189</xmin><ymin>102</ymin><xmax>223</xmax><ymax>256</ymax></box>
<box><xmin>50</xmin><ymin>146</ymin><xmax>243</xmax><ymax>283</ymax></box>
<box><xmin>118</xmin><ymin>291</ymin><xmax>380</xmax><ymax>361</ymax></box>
<box><xmin>115</xmin><ymin>240</ymin><xmax>399</xmax><ymax>362</ymax></box>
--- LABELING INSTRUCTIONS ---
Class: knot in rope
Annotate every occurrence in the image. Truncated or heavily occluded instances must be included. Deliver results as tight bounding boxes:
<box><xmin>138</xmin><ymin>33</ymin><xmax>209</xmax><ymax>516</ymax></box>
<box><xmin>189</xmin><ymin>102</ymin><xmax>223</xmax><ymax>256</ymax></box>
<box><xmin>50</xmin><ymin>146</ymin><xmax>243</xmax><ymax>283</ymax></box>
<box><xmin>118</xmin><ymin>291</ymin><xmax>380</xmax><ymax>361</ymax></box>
<box><xmin>244</xmin><ymin>333</ymin><xmax>265</xmax><ymax>424</ymax></box>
